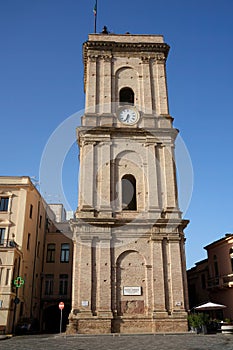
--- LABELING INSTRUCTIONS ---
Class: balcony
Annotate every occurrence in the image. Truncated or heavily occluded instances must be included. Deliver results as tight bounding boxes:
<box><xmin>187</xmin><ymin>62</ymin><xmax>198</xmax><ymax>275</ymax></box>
<box><xmin>223</xmin><ymin>274</ymin><xmax>233</xmax><ymax>287</ymax></box>
<box><xmin>207</xmin><ymin>274</ymin><xmax>233</xmax><ymax>290</ymax></box>
<box><xmin>0</xmin><ymin>239</ymin><xmax>18</xmax><ymax>248</ymax></box>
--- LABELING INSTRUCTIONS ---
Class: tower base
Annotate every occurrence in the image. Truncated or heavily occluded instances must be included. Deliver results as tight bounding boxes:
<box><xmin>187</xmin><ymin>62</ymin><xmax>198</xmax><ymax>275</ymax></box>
<box><xmin>67</xmin><ymin>313</ymin><xmax>188</xmax><ymax>334</ymax></box>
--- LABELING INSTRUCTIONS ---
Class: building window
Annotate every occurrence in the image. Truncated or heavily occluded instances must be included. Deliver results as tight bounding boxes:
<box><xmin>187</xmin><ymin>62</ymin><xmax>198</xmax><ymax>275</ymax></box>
<box><xmin>5</xmin><ymin>268</ymin><xmax>10</xmax><ymax>285</ymax></box>
<box><xmin>213</xmin><ymin>255</ymin><xmax>219</xmax><ymax>276</ymax></box>
<box><xmin>37</xmin><ymin>241</ymin><xmax>40</xmax><ymax>257</ymax></box>
<box><xmin>60</xmin><ymin>244</ymin><xmax>70</xmax><ymax>263</ymax></box>
<box><xmin>0</xmin><ymin>268</ymin><xmax>3</xmax><ymax>285</ymax></box>
<box><xmin>0</xmin><ymin>259</ymin><xmax>3</xmax><ymax>285</ymax></box>
<box><xmin>201</xmin><ymin>274</ymin><xmax>206</xmax><ymax>289</ymax></box>
<box><xmin>27</xmin><ymin>233</ymin><xmax>31</xmax><ymax>250</ymax></box>
<box><xmin>29</xmin><ymin>204</ymin><xmax>33</xmax><ymax>219</ymax></box>
<box><xmin>39</xmin><ymin>215</ymin><xmax>42</xmax><ymax>228</ymax></box>
<box><xmin>59</xmin><ymin>274</ymin><xmax>68</xmax><ymax>295</ymax></box>
<box><xmin>119</xmin><ymin>87</ymin><xmax>134</xmax><ymax>105</ymax></box>
<box><xmin>46</xmin><ymin>244</ymin><xmax>55</xmax><ymax>263</ymax></box>
<box><xmin>0</xmin><ymin>228</ymin><xmax>5</xmax><ymax>245</ymax></box>
<box><xmin>45</xmin><ymin>274</ymin><xmax>54</xmax><ymax>295</ymax></box>
<box><xmin>230</xmin><ymin>248</ymin><xmax>233</xmax><ymax>271</ymax></box>
<box><xmin>122</xmin><ymin>174</ymin><xmax>137</xmax><ymax>211</ymax></box>
<box><xmin>0</xmin><ymin>197</ymin><xmax>9</xmax><ymax>211</ymax></box>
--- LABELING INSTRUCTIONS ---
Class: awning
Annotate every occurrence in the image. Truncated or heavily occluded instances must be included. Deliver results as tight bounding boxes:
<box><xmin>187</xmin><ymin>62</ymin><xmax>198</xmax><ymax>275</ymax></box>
<box><xmin>194</xmin><ymin>302</ymin><xmax>227</xmax><ymax>311</ymax></box>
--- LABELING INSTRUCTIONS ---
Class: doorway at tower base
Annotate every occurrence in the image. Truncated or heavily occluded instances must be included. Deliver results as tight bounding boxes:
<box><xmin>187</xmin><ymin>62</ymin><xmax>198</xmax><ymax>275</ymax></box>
<box><xmin>66</xmin><ymin>314</ymin><xmax>188</xmax><ymax>334</ymax></box>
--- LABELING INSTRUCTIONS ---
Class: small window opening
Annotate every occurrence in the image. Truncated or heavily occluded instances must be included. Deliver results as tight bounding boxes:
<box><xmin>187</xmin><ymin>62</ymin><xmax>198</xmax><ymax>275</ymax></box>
<box><xmin>213</xmin><ymin>255</ymin><xmax>219</xmax><ymax>276</ymax></box>
<box><xmin>122</xmin><ymin>174</ymin><xmax>137</xmax><ymax>211</ymax></box>
<box><xmin>230</xmin><ymin>248</ymin><xmax>233</xmax><ymax>271</ymax></box>
<box><xmin>120</xmin><ymin>87</ymin><xmax>134</xmax><ymax>105</ymax></box>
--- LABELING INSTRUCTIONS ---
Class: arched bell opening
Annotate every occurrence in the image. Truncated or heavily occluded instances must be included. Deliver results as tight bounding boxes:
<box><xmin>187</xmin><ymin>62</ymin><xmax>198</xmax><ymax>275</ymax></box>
<box><xmin>121</xmin><ymin>174</ymin><xmax>137</xmax><ymax>211</ymax></box>
<box><xmin>119</xmin><ymin>87</ymin><xmax>134</xmax><ymax>105</ymax></box>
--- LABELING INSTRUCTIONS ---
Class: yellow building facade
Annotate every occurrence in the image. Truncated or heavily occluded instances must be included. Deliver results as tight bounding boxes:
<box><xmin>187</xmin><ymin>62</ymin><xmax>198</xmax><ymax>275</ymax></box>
<box><xmin>0</xmin><ymin>177</ymin><xmax>73</xmax><ymax>334</ymax></box>
<box><xmin>0</xmin><ymin>176</ymin><xmax>48</xmax><ymax>333</ymax></box>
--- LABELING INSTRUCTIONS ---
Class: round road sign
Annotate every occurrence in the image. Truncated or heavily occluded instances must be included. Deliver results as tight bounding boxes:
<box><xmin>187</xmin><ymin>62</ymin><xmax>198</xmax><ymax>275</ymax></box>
<box><xmin>59</xmin><ymin>302</ymin><xmax>64</xmax><ymax>310</ymax></box>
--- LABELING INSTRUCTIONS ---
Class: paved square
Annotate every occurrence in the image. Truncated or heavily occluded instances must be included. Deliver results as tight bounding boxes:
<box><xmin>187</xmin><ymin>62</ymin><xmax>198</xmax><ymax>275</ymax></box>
<box><xmin>1</xmin><ymin>333</ymin><xmax>233</xmax><ymax>350</ymax></box>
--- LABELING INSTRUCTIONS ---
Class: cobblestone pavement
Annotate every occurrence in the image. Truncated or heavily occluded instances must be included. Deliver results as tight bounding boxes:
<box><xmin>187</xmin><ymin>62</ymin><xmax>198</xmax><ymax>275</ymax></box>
<box><xmin>1</xmin><ymin>333</ymin><xmax>233</xmax><ymax>350</ymax></box>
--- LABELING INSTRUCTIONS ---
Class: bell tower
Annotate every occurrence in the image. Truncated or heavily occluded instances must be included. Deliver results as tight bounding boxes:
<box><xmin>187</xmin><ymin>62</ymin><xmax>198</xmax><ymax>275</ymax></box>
<box><xmin>68</xmin><ymin>33</ymin><xmax>189</xmax><ymax>334</ymax></box>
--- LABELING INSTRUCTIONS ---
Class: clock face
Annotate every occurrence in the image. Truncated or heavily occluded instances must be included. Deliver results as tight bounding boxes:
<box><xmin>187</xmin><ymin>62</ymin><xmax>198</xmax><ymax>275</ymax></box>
<box><xmin>118</xmin><ymin>107</ymin><xmax>139</xmax><ymax>125</ymax></box>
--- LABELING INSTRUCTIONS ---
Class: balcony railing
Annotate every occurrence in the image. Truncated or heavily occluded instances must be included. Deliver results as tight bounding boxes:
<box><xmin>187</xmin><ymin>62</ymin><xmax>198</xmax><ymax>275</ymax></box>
<box><xmin>0</xmin><ymin>239</ymin><xmax>18</xmax><ymax>248</ymax></box>
<box><xmin>207</xmin><ymin>274</ymin><xmax>233</xmax><ymax>289</ymax></box>
<box><xmin>223</xmin><ymin>274</ymin><xmax>233</xmax><ymax>286</ymax></box>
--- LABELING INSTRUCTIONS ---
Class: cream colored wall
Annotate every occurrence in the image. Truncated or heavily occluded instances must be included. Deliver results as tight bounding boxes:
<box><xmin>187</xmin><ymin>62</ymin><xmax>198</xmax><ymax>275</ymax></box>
<box><xmin>206</xmin><ymin>236</ymin><xmax>233</xmax><ymax>319</ymax></box>
<box><xmin>0</xmin><ymin>250</ymin><xmax>16</xmax><ymax>333</ymax></box>
<box><xmin>208</xmin><ymin>238</ymin><xmax>233</xmax><ymax>277</ymax></box>
<box><xmin>0</xmin><ymin>177</ymin><xmax>47</xmax><ymax>333</ymax></box>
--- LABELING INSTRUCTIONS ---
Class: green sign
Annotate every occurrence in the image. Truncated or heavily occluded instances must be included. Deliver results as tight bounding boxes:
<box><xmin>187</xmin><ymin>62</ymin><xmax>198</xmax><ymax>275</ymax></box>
<box><xmin>14</xmin><ymin>276</ymin><xmax>25</xmax><ymax>288</ymax></box>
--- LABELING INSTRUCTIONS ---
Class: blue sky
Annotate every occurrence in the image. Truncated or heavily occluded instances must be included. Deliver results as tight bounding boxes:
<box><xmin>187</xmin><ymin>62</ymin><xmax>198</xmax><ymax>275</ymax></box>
<box><xmin>0</xmin><ymin>0</ymin><xmax>233</xmax><ymax>268</ymax></box>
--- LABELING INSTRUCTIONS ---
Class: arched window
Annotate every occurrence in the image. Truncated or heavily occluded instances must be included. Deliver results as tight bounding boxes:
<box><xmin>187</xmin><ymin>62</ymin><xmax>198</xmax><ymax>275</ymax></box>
<box><xmin>121</xmin><ymin>175</ymin><xmax>137</xmax><ymax>211</ymax></box>
<box><xmin>230</xmin><ymin>248</ymin><xmax>233</xmax><ymax>271</ymax></box>
<box><xmin>119</xmin><ymin>87</ymin><xmax>134</xmax><ymax>105</ymax></box>
<box><xmin>213</xmin><ymin>255</ymin><xmax>219</xmax><ymax>276</ymax></box>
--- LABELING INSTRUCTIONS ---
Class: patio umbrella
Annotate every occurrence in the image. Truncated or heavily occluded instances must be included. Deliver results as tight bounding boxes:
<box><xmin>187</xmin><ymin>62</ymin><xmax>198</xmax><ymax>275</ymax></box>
<box><xmin>194</xmin><ymin>302</ymin><xmax>226</xmax><ymax>311</ymax></box>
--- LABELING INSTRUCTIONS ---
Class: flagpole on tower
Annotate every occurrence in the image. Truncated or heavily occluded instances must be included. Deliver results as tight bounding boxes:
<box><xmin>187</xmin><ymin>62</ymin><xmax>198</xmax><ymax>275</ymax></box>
<box><xmin>93</xmin><ymin>0</ymin><xmax>97</xmax><ymax>33</ymax></box>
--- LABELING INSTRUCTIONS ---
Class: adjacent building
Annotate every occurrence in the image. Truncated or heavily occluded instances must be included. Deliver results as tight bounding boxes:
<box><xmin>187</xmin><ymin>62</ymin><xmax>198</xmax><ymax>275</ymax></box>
<box><xmin>0</xmin><ymin>176</ymin><xmax>48</xmax><ymax>333</ymax></box>
<box><xmin>187</xmin><ymin>259</ymin><xmax>209</xmax><ymax>310</ymax></box>
<box><xmin>187</xmin><ymin>233</ymin><xmax>233</xmax><ymax>319</ymax></box>
<box><xmin>41</xmin><ymin>211</ymin><xmax>73</xmax><ymax>333</ymax></box>
<box><xmin>0</xmin><ymin>176</ymin><xmax>73</xmax><ymax>334</ymax></box>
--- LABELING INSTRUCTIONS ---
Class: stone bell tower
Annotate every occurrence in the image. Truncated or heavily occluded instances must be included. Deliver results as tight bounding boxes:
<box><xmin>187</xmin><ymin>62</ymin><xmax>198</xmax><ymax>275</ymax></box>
<box><xmin>68</xmin><ymin>33</ymin><xmax>189</xmax><ymax>334</ymax></box>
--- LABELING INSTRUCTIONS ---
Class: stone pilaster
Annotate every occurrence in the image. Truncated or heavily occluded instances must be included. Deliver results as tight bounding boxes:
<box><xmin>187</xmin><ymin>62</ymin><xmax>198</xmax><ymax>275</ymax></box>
<box><xmin>98</xmin><ymin>141</ymin><xmax>112</xmax><ymax>214</ymax></box>
<box><xmin>78</xmin><ymin>141</ymin><xmax>95</xmax><ymax>211</ymax></box>
<box><xmin>85</xmin><ymin>55</ymin><xmax>97</xmax><ymax>113</ymax></box>
<box><xmin>95</xmin><ymin>235</ymin><xmax>112</xmax><ymax>317</ymax></box>
<box><xmin>141</xmin><ymin>56</ymin><xmax>152</xmax><ymax>114</ymax></box>
<box><xmin>169</xmin><ymin>236</ymin><xmax>186</xmax><ymax>313</ymax></box>
<box><xmin>77</xmin><ymin>236</ymin><xmax>93</xmax><ymax>316</ymax></box>
<box><xmin>156</xmin><ymin>143</ymin><xmax>166</xmax><ymax>210</ymax></box>
<box><xmin>103</xmin><ymin>55</ymin><xmax>112</xmax><ymax>113</ymax></box>
<box><xmin>146</xmin><ymin>143</ymin><xmax>159</xmax><ymax>211</ymax></box>
<box><xmin>163</xmin><ymin>143</ymin><xmax>178</xmax><ymax>210</ymax></box>
<box><xmin>152</xmin><ymin>237</ymin><xmax>167</xmax><ymax>315</ymax></box>
<box><xmin>154</xmin><ymin>54</ymin><xmax>169</xmax><ymax>115</ymax></box>
<box><xmin>97</xmin><ymin>55</ymin><xmax>112</xmax><ymax>114</ymax></box>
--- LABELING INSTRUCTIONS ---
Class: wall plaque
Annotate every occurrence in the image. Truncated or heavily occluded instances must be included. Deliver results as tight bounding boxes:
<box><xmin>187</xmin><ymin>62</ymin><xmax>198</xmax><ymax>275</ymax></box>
<box><xmin>123</xmin><ymin>286</ymin><xmax>141</xmax><ymax>296</ymax></box>
<box><xmin>81</xmin><ymin>300</ymin><xmax>89</xmax><ymax>307</ymax></box>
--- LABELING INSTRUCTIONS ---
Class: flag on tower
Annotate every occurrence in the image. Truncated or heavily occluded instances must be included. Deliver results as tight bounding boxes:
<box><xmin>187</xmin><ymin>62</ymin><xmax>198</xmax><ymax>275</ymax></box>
<box><xmin>93</xmin><ymin>0</ymin><xmax>97</xmax><ymax>33</ymax></box>
<box><xmin>93</xmin><ymin>1</ymin><xmax>97</xmax><ymax>16</ymax></box>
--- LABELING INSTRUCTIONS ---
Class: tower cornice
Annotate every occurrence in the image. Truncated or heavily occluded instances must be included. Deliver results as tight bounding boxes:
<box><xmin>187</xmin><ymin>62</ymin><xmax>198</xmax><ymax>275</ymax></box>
<box><xmin>83</xmin><ymin>40</ymin><xmax>169</xmax><ymax>53</ymax></box>
<box><xmin>83</xmin><ymin>38</ymin><xmax>170</xmax><ymax>92</ymax></box>
<box><xmin>76</xmin><ymin>126</ymin><xmax>178</xmax><ymax>147</ymax></box>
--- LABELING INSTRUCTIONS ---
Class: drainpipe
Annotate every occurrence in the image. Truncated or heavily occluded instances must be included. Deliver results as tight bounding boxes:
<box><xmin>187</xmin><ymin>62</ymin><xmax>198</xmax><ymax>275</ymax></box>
<box><xmin>30</xmin><ymin>200</ymin><xmax>40</xmax><ymax>318</ymax></box>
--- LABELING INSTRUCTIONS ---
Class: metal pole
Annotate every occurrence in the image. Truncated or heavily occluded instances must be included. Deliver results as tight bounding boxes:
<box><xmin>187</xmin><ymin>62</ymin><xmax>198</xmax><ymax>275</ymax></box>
<box><xmin>12</xmin><ymin>258</ymin><xmax>21</xmax><ymax>334</ymax></box>
<box><xmin>60</xmin><ymin>309</ymin><xmax>62</xmax><ymax>333</ymax></box>
<box><xmin>94</xmin><ymin>0</ymin><xmax>97</xmax><ymax>33</ymax></box>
